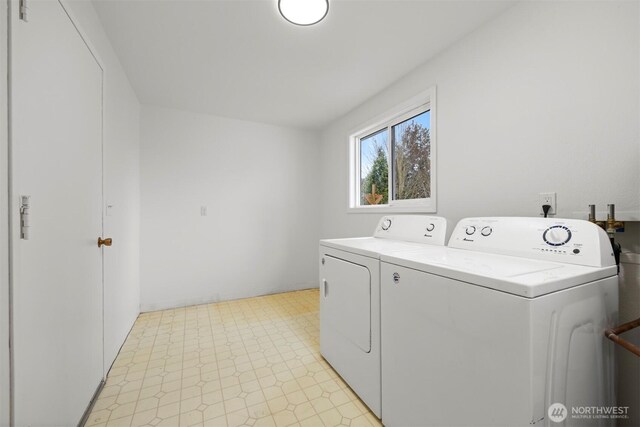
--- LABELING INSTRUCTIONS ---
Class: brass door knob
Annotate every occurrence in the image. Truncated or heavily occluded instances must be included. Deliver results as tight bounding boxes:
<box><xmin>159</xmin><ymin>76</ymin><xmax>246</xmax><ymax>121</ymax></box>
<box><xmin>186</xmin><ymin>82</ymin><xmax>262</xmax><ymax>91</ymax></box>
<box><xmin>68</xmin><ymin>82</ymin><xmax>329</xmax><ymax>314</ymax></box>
<box><xmin>98</xmin><ymin>237</ymin><xmax>112</xmax><ymax>248</ymax></box>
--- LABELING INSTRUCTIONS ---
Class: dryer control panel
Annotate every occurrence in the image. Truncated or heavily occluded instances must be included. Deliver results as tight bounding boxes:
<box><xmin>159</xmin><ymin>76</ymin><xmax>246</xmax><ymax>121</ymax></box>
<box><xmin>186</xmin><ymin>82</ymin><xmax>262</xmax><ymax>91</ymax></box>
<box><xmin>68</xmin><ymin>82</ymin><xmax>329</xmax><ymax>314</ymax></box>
<box><xmin>373</xmin><ymin>215</ymin><xmax>447</xmax><ymax>246</ymax></box>
<box><xmin>448</xmin><ymin>217</ymin><xmax>615</xmax><ymax>268</ymax></box>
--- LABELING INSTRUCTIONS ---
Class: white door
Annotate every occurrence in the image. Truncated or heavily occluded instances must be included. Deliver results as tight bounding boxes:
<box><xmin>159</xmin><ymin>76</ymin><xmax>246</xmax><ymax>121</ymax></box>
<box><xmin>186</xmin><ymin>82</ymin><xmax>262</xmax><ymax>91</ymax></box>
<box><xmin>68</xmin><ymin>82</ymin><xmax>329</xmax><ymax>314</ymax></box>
<box><xmin>10</xmin><ymin>0</ymin><xmax>104</xmax><ymax>424</ymax></box>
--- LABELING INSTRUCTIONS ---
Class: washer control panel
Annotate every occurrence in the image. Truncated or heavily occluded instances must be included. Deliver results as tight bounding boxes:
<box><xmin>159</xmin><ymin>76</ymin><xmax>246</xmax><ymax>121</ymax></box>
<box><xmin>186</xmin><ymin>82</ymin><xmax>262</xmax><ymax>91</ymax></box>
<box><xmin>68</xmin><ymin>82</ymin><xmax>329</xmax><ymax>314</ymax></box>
<box><xmin>374</xmin><ymin>215</ymin><xmax>447</xmax><ymax>246</ymax></box>
<box><xmin>448</xmin><ymin>217</ymin><xmax>614</xmax><ymax>268</ymax></box>
<box><xmin>542</xmin><ymin>225</ymin><xmax>571</xmax><ymax>247</ymax></box>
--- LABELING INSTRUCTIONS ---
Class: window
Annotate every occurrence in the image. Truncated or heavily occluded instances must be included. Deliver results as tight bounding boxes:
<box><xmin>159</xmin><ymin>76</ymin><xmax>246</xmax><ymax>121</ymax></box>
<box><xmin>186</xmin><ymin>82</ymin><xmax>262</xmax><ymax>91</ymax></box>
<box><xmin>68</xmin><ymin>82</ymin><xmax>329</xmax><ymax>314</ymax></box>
<box><xmin>349</xmin><ymin>88</ymin><xmax>436</xmax><ymax>213</ymax></box>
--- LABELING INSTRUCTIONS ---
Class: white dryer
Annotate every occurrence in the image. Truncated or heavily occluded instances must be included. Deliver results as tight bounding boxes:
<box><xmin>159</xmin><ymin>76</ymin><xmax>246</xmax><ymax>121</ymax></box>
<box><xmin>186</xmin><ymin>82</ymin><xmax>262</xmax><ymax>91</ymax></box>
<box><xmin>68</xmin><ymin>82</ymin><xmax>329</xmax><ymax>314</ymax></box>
<box><xmin>319</xmin><ymin>215</ymin><xmax>447</xmax><ymax>418</ymax></box>
<box><xmin>381</xmin><ymin>217</ymin><xmax>618</xmax><ymax>427</ymax></box>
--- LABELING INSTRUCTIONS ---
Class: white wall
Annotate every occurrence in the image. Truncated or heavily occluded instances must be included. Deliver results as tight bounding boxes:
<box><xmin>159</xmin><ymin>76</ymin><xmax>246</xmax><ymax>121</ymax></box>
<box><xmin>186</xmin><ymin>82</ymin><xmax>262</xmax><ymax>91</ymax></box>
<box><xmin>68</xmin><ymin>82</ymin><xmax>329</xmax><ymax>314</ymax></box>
<box><xmin>320</xmin><ymin>0</ymin><xmax>639</xmax><ymax>240</ymax></box>
<box><xmin>63</xmin><ymin>1</ymin><xmax>141</xmax><ymax>375</ymax></box>
<box><xmin>140</xmin><ymin>106</ymin><xmax>320</xmax><ymax>311</ymax></box>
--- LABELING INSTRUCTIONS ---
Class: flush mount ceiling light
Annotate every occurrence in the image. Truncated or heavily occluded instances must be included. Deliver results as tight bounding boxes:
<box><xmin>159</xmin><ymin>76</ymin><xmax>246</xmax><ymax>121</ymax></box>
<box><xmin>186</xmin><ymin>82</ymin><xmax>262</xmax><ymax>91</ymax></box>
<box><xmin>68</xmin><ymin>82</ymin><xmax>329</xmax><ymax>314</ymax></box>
<box><xmin>278</xmin><ymin>0</ymin><xmax>329</xmax><ymax>26</ymax></box>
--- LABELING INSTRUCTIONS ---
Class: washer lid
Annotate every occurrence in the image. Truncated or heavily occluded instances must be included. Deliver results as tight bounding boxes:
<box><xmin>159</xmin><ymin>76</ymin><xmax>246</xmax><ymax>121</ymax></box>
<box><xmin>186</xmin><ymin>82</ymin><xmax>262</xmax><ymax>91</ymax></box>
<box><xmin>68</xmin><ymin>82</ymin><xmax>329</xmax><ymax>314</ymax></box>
<box><xmin>320</xmin><ymin>237</ymin><xmax>433</xmax><ymax>259</ymax></box>
<box><xmin>320</xmin><ymin>215</ymin><xmax>448</xmax><ymax>258</ymax></box>
<box><xmin>382</xmin><ymin>246</ymin><xmax>617</xmax><ymax>298</ymax></box>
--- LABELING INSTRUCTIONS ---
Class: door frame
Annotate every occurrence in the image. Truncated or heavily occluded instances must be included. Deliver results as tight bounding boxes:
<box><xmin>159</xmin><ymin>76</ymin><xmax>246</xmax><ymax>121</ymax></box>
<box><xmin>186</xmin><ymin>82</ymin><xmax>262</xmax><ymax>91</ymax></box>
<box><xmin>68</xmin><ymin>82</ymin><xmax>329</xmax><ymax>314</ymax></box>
<box><xmin>5</xmin><ymin>0</ymin><xmax>106</xmax><ymax>424</ymax></box>
<box><xmin>1</xmin><ymin>1</ymin><xmax>10</xmax><ymax>425</ymax></box>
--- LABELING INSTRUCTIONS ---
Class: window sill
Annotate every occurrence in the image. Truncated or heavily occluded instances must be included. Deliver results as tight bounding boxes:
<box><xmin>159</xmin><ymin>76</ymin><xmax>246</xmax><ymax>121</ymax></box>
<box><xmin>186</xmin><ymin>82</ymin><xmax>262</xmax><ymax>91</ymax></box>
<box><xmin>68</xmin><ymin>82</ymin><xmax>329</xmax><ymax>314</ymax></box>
<box><xmin>347</xmin><ymin>204</ymin><xmax>437</xmax><ymax>214</ymax></box>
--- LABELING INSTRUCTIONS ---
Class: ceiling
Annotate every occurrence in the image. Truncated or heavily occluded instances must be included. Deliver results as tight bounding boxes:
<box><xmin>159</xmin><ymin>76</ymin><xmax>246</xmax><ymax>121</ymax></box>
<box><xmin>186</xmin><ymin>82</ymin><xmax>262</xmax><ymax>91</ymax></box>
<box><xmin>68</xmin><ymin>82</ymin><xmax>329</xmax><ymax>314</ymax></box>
<box><xmin>93</xmin><ymin>0</ymin><xmax>514</xmax><ymax>130</ymax></box>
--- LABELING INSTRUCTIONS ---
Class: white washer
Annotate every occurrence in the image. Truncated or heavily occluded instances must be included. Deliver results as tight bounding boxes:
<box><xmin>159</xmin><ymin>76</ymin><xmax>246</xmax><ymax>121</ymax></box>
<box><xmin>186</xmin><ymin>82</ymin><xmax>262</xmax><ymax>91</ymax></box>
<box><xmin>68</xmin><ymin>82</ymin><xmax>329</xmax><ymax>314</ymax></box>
<box><xmin>381</xmin><ymin>217</ymin><xmax>618</xmax><ymax>427</ymax></box>
<box><xmin>319</xmin><ymin>215</ymin><xmax>447</xmax><ymax>418</ymax></box>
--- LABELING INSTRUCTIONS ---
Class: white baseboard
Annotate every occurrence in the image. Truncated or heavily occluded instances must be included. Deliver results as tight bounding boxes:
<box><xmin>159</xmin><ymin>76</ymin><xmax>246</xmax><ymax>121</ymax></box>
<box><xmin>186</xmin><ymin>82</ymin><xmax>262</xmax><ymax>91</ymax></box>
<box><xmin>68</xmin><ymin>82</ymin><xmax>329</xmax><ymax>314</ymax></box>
<box><xmin>140</xmin><ymin>282</ymin><xmax>319</xmax><ymax>313</ymax></box>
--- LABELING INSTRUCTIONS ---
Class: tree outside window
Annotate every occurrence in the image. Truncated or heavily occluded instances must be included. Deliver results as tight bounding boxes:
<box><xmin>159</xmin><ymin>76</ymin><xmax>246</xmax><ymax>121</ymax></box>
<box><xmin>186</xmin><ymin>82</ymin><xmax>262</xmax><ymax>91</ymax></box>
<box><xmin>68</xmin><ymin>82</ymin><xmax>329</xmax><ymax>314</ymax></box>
<box><xmin>358</xmin><ymin>110</ymin><xmax>430</xmax><ymax>206</ymax></box>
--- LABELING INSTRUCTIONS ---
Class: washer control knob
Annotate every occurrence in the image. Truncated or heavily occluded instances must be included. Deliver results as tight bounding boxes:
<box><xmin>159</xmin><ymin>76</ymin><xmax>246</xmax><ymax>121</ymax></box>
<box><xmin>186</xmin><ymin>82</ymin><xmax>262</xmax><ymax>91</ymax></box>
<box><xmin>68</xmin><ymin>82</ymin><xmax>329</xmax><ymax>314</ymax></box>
<box><xmin>543</xmin><ymin>225</ymin><xmax>572</xmax><ymax>247</ymax></box>
<box><xmin>425</xmin><ymin>223</ymin><xmax>435</xmax><ymax>232</ymax></box>
<box><xmin>465</xmin><ymin>226</ymin><xmax>476</xmax><ymax>235</ymax></box>
<box><xmin>381</xmin><ymin>218</ymin><xmax>392</xmax><ymax>230</ymax></box>
<box><xmin>481</xmin><ymin>226</ymin><xmax>493</xmax><ymax>236</ymax></box>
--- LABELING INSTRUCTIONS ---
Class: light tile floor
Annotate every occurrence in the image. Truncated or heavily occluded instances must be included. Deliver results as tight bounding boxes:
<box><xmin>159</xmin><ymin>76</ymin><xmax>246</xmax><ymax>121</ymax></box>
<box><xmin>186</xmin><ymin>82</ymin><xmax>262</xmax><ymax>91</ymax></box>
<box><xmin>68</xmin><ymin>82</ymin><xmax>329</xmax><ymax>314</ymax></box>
<box><xmin>86</xmin><ymin>289</ymin><xmax>381</xmax><ymax>427</ymax></box>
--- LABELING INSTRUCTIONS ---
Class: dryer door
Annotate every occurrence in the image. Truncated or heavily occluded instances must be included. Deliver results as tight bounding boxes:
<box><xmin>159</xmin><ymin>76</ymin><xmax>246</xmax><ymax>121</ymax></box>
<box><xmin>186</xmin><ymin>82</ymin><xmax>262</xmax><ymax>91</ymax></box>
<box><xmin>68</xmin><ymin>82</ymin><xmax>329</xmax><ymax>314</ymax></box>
<box><xmin>321</xmin><ymin>255</ymin><xmax>371</xmax><ymax>353</ymax></box>
<box><xmin>319</xmin><ymin>247</ymin><xmax>381</xmax><ymax>417</ymax></box>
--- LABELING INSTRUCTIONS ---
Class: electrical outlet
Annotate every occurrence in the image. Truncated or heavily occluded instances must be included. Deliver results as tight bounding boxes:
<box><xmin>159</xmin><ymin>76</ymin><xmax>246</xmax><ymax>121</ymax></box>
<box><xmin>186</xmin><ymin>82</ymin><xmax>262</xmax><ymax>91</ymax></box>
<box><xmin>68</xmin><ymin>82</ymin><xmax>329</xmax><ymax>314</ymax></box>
<box><xmin>539</xmin><ymin>192</ymin><xmax>556</xmax><ymax>216</ymax></box>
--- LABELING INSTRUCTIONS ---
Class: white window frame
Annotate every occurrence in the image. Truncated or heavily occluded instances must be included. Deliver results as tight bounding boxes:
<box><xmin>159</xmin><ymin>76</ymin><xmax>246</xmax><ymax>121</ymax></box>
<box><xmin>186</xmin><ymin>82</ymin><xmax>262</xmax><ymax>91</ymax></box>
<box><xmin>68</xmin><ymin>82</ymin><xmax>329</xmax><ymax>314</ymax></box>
<box><xmin>348</xmin><ymin>87</ymin><xmax>437</xmax><ymax>213</ymax></box>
